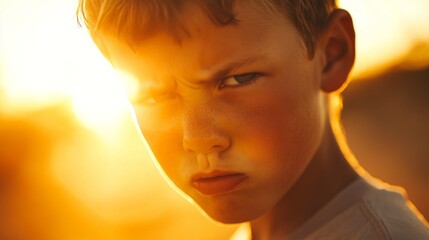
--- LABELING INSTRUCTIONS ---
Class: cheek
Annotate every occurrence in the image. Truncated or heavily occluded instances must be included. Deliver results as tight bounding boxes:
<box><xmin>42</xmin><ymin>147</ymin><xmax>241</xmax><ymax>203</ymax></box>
<box><xmin>232</xmin><ymin>82</ymin><xmax>324</xmax><ymax>175</ymax></box>
<box><xmin>138</xmin><ymin>118</ymin><xmax>187</xmax><ymax>183</ymax></box>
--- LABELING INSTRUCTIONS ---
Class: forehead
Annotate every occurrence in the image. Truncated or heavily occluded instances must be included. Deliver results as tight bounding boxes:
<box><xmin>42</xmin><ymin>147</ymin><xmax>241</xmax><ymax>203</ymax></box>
<box><xmin>99</xmin><ymin>1</ymin><xmax>304</xmax><ymax>82</ymax></box>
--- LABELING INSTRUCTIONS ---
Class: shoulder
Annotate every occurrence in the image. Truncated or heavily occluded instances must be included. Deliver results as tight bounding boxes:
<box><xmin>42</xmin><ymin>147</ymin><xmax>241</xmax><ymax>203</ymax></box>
<box><xmin>357</xmin><ymin>186</ymin><xmax>429</xmax><ymax>239</ymax></box>
<box><xmin>230</xmin><ymin>179</ymin><xmax>429</xmax><ymax>240</ymax></box>
<box><xmin>292</xmin><ymin>179</ymin><xmax>429</xmax><ymax>240</ymax></box>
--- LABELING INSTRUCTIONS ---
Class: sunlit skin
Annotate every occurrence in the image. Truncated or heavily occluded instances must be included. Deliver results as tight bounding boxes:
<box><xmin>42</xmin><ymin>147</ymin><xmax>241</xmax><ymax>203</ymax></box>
<box><xmin>99</xmin><ymin>2</ymin><xmax>358</xmax><ymax>239</ymax></box>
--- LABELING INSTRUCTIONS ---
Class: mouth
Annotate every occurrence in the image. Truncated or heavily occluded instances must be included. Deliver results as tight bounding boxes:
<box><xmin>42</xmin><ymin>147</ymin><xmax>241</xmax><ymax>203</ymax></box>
<box><xmin>191</xmin><ymin>171</ymin><xmax>247</xmax><ymax>196</ymax></box>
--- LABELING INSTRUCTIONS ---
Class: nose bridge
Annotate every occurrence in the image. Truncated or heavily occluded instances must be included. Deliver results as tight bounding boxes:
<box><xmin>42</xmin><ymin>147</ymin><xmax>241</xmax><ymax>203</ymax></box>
<box><xmin>182</xmin><ymin>99</ymin><xmax>230</xmax><ymax>154</ymax></box>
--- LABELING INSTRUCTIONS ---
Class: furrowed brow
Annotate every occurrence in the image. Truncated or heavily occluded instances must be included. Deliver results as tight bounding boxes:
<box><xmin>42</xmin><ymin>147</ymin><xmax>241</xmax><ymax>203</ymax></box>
<box><xmin>193</xmin><ymin>55</ymin><xmax>268</xmax><ymax>85</ymax></box>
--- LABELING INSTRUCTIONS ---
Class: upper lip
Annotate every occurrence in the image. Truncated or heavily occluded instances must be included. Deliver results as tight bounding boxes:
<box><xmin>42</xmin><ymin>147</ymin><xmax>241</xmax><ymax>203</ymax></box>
<box><xmin>191</xmin><ymin>170</ymin><xmax>245</xmax><ymax>181</ymax></box>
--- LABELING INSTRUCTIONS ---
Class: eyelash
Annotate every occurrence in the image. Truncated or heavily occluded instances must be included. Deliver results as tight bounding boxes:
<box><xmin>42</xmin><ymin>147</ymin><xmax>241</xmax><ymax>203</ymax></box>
<box><xmin>219</xmin><ymin>72</ymin><xmax>261</xmax><ymax>89</ymax></box>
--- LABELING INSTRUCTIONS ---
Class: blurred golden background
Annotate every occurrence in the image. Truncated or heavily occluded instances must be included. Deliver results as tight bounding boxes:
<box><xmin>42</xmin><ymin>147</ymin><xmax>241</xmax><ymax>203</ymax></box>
<box><xmin>1</xmin><ymin>0</ymin><xmax>428</xmax><ymax>239</ymax></box>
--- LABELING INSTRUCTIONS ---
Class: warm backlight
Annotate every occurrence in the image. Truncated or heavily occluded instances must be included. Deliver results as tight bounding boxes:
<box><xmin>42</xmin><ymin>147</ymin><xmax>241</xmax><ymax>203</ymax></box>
<box><xmin>339</xmin><ymin>0</ymin><xmax>429</xmax><ymax>78</ymax></box>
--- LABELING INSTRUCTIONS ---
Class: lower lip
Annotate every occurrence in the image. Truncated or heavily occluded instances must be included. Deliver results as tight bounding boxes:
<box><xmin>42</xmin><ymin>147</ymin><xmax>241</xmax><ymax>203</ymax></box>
<box><xmin>191</xmin><ymin>174</ymin><xmax>247</xmax><ymax>196</ymax></box>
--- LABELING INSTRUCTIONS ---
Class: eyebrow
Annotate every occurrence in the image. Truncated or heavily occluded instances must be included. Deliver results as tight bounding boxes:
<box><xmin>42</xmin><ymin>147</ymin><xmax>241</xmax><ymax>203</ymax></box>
<box><xmin>130</xmin><ymin>54</ymin><xmax>270</xmax><ymax>93</ymax></box>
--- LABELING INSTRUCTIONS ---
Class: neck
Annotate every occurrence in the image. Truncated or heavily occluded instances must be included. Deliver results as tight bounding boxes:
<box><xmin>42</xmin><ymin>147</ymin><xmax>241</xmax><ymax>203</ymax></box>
<box><xmin>249</xmin><ymin>121</ymin><xmax>359</xmax><ymax>240</ymax></box>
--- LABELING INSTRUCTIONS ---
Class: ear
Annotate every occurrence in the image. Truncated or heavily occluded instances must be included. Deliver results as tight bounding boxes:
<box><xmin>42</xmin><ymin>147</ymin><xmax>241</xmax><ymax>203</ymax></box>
<box><xmin>319</xmin><ymin>9</ymin><xmax>355</xmax><ymax>93</ymax></box>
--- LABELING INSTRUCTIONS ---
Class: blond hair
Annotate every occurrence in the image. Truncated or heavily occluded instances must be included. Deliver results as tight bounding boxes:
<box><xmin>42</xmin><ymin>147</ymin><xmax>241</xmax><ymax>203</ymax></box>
<box><xmin>77</xmin><ymin>0</ymin><xmax>337</xmax><ymax>58</ymax></box>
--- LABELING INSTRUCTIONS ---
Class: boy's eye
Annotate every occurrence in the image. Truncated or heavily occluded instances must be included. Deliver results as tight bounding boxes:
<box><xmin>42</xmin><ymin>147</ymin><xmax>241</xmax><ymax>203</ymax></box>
<box><xmin>220</xmin><ymin>73</ymin><xmax>259</xmax><ymax>87</ymax></box>
<box><xmin>134</xmin><ymin>92</ymin><xmax>176</xmax><ymax>106</ymax></box>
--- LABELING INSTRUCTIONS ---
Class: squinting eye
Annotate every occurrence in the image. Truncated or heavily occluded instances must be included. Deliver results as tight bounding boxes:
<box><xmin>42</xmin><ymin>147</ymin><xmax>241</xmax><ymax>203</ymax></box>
<box><xmin>134</xmin><ymin>92</ymin><xmax>176</xmax><ymax>106</ymax></box>
<box><xmin>221</xmin><ymin>73</ymin><xmax>259</xmax><ymax>87</ymax></box>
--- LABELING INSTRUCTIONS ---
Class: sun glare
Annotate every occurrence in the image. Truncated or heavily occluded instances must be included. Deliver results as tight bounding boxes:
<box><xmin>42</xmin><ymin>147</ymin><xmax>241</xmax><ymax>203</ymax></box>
<box><xmin>0</xmin><ymin>0</ymin><xmax>140</xmax><ymax>133</ymax></box>
<box><xmin>0</xmin><ymin>0</ymin><xmax>74</xmax><ymax>112</ymax></box>
<box><xmin>69</xmin><ymin>65</ymin><xmax>134</xmax><ymax>133</ymax></box>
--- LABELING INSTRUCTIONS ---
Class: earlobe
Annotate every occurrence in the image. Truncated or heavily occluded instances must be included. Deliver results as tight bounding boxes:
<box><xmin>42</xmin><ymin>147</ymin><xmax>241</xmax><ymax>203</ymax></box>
<box><xmin>320</xmin><ymin>9</ymin><xmax>355</xmax><ymax>93</ymax></box>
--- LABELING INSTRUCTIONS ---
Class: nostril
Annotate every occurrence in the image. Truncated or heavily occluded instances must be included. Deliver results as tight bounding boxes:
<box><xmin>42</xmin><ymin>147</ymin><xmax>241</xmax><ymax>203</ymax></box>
<box><xmin>211</xmin><ymin>144</ymin><xmax>229</xmax><ymax>152</ymax></box>
<box><xmin>182</xmin><ymin>134</ymin><xmax>230</xmax><ymax>154</ymax></box>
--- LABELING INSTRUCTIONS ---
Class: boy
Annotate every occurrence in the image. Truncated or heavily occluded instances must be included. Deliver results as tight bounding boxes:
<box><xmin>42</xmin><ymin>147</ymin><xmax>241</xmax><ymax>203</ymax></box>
<box><xmin>77</xmin><ymin>0</ymin><xmax>429</xmax><ymax>239</ymax></box>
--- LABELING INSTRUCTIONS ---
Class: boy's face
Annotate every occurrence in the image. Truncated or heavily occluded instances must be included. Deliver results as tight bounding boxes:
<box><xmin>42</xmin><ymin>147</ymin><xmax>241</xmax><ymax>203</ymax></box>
<box><xmin>101</xmin><ymin>2</ymin><xmax>326</xmax><ymax>223</ymax></box>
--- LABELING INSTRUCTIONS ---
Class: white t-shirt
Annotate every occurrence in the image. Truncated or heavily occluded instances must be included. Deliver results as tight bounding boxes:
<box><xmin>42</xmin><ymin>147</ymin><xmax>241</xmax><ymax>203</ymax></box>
<box><xmin>231</xmin><ymin>178</ymin><xmax>429</xmax><ymax>240</ymax></box>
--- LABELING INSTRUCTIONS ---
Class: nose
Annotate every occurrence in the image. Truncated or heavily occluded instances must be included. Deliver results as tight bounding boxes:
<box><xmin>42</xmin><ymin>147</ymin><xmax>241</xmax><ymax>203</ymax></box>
<box><xmin>182</xmin><ymin>103</ymin><xmax>230</xmax><ymax>155</ymax></box>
